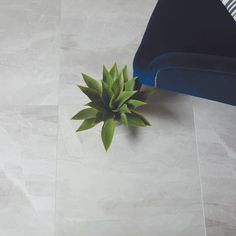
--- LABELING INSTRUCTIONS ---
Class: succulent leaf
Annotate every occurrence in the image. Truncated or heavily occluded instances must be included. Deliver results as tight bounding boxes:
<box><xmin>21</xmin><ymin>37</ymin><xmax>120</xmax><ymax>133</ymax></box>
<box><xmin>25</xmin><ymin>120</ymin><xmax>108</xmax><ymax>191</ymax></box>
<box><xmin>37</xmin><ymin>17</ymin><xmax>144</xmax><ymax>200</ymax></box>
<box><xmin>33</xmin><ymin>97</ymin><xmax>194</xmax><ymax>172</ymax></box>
<box><xmin>101</xmin><ymin>118</ymin><xmax>116</xmax><ymax>151</ymax></box>
<box><xmin>124</xmin><ymin>78</ymin><xmax>136</xmax><ymax>91</ymax></box>
<box><xmin>131</xmin><ymin>111</ymin><xmax>151</xmax><ymax>126</ymax></box>
<box><xmin>119</xmin><ymin>104</ymin><xmax>131</xmax><ymax>114</ymax></box>
<box><xmin>103</xmin><ymin>65</ymin><xmax>113</xmax><ymax>87</ymax></box>
<box><xmin>73</xmin><ymin>64</ymin><xmax>153</xmax><ymax>150</ymax></box>
<box><xmin>102</xmin><ymin>81</ymin><xmax>113</xmax><ymax>106</ymax></box>
<box><xmin>127</xmin><ymin>99</ymin><xmax>147</xmax><ymax>109</ymax></box>
<box><xmin>78</xmin><ymin>85</ymin><xmax>100</xmax><ymax>102</ymax></box>
<box><xmin>112</xmin><ymin>72</ymin><xmax>124</xmax><ymax>98</ymax></box>
<box><xmin>126</xmin><ymin>113</ymin><xmax>147</xmax><ymax>127</ymax></box>
<box><xmin>86</xmin><ymin>101</ymin><xmax>106</xmax><ymax>112</ymax></box>
<box><xmin>109</xmin><ymin>63</ymin><xmax>119</xmax><ymax>80</ymax></box>
<box><xmin>71</xmin><ymin>108</ymin><xmax>98</xmax><ymax>120</ymax></box>
<box><xmin>82</xmin><ymin>73</ymin><xmax>102</xmax><ymax>95</ymax></box>
<box><xmin>120</xmin><ymin>112</ymin><xmax>128</xmax><ymax>126</ymax></box>
<box><xmin>122</xmin><ymin>65</ymin><xmax>129</xmax><ymax>82</ymax></box>
<box><xmin>76</xmin><ymin>118</ymin><xmax>100</xmax><ymax>132</ymax></box>
<box><xmin>115</xmin><ymin>91</ymin><xmax>137</xmax><ymax>109</ymax></box>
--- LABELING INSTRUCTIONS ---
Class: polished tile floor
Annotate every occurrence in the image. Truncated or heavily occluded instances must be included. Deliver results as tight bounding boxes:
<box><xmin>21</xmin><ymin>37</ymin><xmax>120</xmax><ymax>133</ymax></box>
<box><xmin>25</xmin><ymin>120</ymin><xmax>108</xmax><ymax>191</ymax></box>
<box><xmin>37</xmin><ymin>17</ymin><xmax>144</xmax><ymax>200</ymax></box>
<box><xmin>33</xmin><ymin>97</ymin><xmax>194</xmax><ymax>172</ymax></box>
<box><xmin>0</xmin><ymin>1</ymin><xmax>235</xmax><ymax>236</ymax></box>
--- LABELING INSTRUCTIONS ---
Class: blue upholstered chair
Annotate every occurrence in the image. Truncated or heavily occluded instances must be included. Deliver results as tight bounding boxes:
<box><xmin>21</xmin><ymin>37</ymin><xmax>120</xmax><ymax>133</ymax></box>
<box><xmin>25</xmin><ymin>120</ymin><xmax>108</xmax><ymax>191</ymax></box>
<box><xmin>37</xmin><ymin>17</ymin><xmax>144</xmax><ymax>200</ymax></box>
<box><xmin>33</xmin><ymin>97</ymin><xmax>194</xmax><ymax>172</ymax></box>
<box><xmin>133</xmin><ymin>0</ymin><xmax>236</xmax><ymax>106</ymax></box>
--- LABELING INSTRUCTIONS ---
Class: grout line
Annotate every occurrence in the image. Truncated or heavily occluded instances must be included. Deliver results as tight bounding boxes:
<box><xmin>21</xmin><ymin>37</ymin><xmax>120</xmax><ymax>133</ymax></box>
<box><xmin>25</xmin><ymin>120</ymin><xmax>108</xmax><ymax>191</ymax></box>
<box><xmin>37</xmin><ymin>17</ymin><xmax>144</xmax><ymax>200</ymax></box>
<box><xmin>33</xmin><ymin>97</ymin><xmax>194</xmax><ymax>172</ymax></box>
<box><xmin>193</xmin><ymin>106</ymin><xmax>207</xmax><ymax>236</ymax></box>
<box><xmin>54</xmin><ymin>1</ymin><xmax>61</xmax><ymax>234</ymax></box>
<box><xmin>54</xmin><ymin>105</ymin><xmax>59</xmax><ymax>236</ymax></box>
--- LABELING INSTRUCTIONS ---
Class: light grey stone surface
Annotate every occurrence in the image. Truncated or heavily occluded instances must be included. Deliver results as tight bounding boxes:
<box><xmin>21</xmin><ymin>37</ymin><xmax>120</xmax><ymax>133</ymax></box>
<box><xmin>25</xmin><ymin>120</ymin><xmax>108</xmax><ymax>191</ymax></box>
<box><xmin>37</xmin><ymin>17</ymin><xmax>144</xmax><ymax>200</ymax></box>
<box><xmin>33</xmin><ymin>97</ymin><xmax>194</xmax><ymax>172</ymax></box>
<box><xmin>59</xmin><ymin>0</ymin><xmax>157</xmax><ymax>104</ymax></box>
<box><xmin>193</xmin><ymin>99</ymin><xmax>236</xmax><ymax>236</ymax></box>
<box><xmin>0</xmin><ymin>106</ymin><xmax>57</xmax><ymax>236</ymax></box>
<box><xmin>0</xmin><ymin>0</ymin><xmax>60</xmax><ymax>105</ymax></box>
<box><xmin>56</xmin><ymin>92</ymin><xmax>206</xmax><ymax>236</ymax></box>
<box><xmin>0</xmin><ymin>0</ymin><xmax>236</xmax><ymax>236</ymax></box>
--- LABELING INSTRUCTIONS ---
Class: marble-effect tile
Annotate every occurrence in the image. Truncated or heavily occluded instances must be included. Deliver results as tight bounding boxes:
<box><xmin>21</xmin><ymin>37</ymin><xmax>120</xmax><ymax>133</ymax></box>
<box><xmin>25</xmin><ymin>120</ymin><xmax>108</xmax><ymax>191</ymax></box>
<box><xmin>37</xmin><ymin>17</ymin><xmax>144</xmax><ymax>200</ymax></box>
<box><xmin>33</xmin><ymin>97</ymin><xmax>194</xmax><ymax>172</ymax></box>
<box><xmin>194</xmin><ymin>99</ymin><xmax>236</xmax><ymax>236</ymax></box>
<box><xmin>1</xmin><ymin>0</ymin><xmax>236</xmax><ymax>235</ymax></box>
<box><xmin>0</xmin><ymin>1</ymin><xmax>59</xmax><ymax>105</ymax></box>
<box><xmin>59</xmin><ymin>0</ymin><xmax>157</xmax><ymax>104</ymax></box>
<box><xmin>0</xmin><ymin>106</ymin><xmax>57</xmax><ymax>236</ymax></box>
<box><xmin>56</xmin><ymin>92</ymin><xmax>206</xmax><ymax>236</ymax></box>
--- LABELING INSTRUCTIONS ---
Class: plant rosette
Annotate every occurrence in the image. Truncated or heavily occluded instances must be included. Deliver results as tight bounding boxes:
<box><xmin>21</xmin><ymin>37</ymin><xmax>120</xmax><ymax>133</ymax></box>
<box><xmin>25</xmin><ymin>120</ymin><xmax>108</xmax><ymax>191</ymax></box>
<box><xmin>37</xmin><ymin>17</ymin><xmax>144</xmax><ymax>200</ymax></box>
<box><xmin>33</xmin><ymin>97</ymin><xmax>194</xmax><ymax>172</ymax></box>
<box><xmin>71</xmin><ymin>63</ymin><xmax>153</xmax><ymax>151</ymax></box>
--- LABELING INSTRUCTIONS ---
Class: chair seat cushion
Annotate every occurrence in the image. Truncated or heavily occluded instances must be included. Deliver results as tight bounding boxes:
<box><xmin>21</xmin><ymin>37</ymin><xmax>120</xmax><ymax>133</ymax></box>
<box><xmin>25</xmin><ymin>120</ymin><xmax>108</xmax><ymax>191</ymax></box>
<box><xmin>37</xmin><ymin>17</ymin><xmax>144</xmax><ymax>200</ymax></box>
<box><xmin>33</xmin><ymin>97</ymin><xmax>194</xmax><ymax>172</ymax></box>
<box><xmin>133</xmin><ymin>52</ymin><xmax>236</xmax><ymax>106</ymax></box>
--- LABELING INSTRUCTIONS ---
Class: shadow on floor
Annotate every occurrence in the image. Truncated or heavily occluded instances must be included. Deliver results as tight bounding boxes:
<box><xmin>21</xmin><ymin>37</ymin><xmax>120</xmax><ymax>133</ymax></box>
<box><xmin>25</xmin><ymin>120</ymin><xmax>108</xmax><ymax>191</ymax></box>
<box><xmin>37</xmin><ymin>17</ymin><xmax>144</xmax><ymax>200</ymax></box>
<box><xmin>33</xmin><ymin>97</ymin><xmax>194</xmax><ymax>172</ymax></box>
<box><xmin>127</xmin><ymin>88</ymin><xmax>181</xmax><ymax>138</ymax></box>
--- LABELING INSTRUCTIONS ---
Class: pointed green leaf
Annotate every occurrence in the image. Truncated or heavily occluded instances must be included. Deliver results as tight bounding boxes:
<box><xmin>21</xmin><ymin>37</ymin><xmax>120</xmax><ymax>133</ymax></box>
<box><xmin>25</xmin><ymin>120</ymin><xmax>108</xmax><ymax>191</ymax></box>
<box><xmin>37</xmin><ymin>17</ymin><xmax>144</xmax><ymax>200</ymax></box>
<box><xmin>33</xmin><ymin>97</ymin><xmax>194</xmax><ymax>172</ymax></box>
<box><xmin>76</xmin><ymin>118</ymin><xmax>100</xmax><ymax>132</ymax></box>
<box><xmin>102</xmin><ymin>81</ymin><xmax>113</xmax><ymax>106</ymax></box>
<box><xmin>124</xmin><ymin>78</ymin><xmax>136</xmax><ymax>91</ymax></box>
<box><xmin>112</xmin><ymin>72</ymin><xmax>124</xmax><ymax>98</ymax></box>
<box><xmin>122</xmin><ymin>65</ymin><xmax>129</xmax><ymax>82</ymax></box>
<box><xmin>118</xmin><ymin>104</ymin><xmax>131</xmax><ymax>113</ymax></box>
<box><xmin>110</xmin><ymin>63</ymin><xmax>119</xmax><ymax>80</ymax></box>
<box><xmin>120</xmin><ymin>112</ymin><xmax>128</xmax><ymax>126</ymax></box>
<box><xmin>103</xmin><ymin>65</ymin><xmax>113</xmax><ymax>87</ymax></box>
<box><xmin>127</xmin><ymin>99</ymin><xmax>147</xmax><ymax>109</ymax></box>
<box><xmin>82</xmin><ymin>73</ymin><xmax>102</xmax><ymax>95</ymax></box>
<box><xmin>78</xmin><ymin>85</ymin><xmax>100</xmax><ymax>101</ymax></box>
<box><xmin>101</xmin><ymin>118</ymin><xmax>116</xmax><ymax>151</ymax></box>
<box><xmin>132</xmin><ymin>111</ymin><xmax>151</xmax><ymax>126</ymax></box>
<box><xmin>86</xmin><ymin>101</ymin><xmax>106</xmax><ymax>112</ymax></box>
<box><xmin>71</xmin><ymin>108</ymin><xmax>98</xmax><ymax>120</ymax></box>
<box><xmin>114</xmin><ymin>91</ymin><xmax>137</xmax><ymax>109</ymax></box>
<box><xmin>108</xmin><ymin>95</ymin><xmax>115</xmax><ymax>109</ymax></box>
<box><xmin>126</xmin><ymin>113</ymin><xmax>146</xmax><ymax>127</ymax></box>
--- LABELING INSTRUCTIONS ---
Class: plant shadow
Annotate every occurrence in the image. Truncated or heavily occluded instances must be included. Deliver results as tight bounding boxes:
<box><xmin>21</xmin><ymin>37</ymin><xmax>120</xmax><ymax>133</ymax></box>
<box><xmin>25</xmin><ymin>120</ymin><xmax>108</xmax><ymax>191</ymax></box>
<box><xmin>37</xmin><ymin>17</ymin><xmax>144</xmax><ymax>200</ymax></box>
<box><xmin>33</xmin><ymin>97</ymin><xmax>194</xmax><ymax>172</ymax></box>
<box><xmin>127</xmin><ymin>89</ymin><xmax>180</xmax><ymax>139</ymax></box>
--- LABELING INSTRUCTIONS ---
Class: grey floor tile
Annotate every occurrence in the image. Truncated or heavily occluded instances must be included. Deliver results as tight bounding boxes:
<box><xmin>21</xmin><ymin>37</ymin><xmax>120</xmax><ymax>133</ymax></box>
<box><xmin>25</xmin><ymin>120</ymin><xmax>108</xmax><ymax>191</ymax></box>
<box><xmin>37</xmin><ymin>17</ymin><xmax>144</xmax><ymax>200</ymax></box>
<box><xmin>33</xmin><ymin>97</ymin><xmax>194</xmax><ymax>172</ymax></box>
<box><xmin>1</xmin><ymin>0</ymin><xmax>235</xmax><ymax>235</ymax></box>
<box><xmin>0</xmin><ymin>106</ymin><xmax>58</xmax><ymax>236</ymax></box>
<box><xmin>59</xmin><ymin>0</ymin><xmax>157</xmax><ymax>104</ymax></box>
<box><xmin>56</xmin><ymin>91</ymin><xmax>206</xmax><ymax>236</ymax></box>
<box><xmin>194</xmin><ymin>98</ymin><xmax>236</xmax><ymax>236</ymax></box>
<box><xmin>0</xmin><ymin>1</ymin><xmax>60</xmax><ymax>105</ymax></box>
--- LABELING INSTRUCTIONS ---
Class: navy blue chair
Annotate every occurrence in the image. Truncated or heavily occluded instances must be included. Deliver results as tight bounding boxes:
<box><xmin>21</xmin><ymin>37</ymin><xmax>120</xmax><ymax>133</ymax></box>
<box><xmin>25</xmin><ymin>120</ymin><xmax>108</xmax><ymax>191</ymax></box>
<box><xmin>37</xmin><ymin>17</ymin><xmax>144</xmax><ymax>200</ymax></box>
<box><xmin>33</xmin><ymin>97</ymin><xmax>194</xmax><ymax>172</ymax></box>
<box><xmin>133</xmin><ymin>0</ymin><xmax>236</xmax><ymax>106</ymax></box>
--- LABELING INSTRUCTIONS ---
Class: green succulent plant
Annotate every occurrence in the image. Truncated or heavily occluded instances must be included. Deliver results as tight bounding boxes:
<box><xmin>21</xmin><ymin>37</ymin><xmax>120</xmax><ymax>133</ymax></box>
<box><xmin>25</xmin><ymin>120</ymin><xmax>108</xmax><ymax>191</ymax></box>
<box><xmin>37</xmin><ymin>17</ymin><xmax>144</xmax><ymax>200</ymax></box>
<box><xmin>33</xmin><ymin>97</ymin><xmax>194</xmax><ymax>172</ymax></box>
<box><xmin>71</xmin><ymin>63</ymin><xmax>153</xmax><ymax>151</ymax></box>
